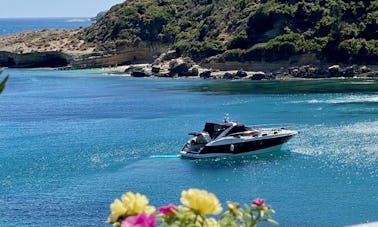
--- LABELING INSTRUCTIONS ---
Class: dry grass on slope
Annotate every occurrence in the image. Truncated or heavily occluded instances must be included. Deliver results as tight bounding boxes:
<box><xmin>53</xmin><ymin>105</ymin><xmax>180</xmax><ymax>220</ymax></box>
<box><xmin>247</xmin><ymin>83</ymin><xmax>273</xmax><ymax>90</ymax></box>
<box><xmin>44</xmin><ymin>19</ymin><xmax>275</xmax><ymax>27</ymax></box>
<box><xmin>0</xmin><ymin>29</ymin><xmax>96</xmax><ymax>55</ymax></box>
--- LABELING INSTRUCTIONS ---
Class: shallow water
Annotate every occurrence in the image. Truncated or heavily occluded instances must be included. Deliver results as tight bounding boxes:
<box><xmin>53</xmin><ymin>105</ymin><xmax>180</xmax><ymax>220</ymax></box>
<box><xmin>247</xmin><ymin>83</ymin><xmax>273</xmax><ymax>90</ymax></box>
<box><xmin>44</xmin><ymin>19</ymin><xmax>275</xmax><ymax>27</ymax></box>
<box><xmin>0</xmin><ymin>69</ymin><xmax>377</xmax><ymax>226</ymax></box>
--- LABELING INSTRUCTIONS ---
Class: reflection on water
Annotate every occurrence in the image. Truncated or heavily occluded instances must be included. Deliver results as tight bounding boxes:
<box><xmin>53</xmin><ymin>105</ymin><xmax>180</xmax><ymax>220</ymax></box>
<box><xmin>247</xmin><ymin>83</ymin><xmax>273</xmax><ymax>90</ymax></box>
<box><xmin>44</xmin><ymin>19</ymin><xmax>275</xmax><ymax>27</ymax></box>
<box><xmin>186</xmin><ymin>149</ymin><xmax>292</xmax><ymax>167</ymax></box>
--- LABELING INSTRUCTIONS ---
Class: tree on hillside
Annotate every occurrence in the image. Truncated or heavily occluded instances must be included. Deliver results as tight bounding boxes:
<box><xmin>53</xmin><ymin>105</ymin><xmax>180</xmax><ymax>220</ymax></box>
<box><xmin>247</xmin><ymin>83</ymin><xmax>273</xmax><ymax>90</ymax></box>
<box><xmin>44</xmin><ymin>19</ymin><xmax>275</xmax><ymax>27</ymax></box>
<box><xmin>84</xmin><ymin>0</ymin><xmax>378</xmax><ymax>63</ymax></box>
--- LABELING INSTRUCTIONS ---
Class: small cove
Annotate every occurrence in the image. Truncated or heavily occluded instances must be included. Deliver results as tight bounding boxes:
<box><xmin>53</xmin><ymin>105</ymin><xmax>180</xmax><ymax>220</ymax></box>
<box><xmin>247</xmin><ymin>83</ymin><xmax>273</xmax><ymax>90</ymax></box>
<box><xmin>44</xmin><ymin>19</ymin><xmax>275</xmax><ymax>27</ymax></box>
<box><xmin>0</xmin><ymin>68</ymin><xmax>377</xmax><ymax>226</ymax></box>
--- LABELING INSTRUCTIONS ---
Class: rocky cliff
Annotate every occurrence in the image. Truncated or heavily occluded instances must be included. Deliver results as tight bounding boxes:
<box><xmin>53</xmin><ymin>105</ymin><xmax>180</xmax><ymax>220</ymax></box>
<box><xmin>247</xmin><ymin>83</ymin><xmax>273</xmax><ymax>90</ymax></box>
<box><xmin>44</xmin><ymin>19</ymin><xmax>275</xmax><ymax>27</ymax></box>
<box><xmin>0</xmin><ymin>29</ymin><xmax>90</xmax><ymax>68</ymax></box>
<box><xmin>0</xmin><ymin>28</ymin><xmax>167</xmax><ymax>68</ymax></box>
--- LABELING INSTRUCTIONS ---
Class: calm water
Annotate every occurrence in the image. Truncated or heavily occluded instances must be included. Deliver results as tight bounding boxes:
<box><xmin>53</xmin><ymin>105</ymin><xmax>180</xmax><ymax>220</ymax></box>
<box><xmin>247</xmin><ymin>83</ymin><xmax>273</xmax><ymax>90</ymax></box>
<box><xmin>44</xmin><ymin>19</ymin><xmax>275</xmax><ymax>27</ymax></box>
<box><xmin>0</xmin><ymin>68</ymin><xmax>377</xmax><ymax>226</ymax></box>
<box><xmin>0</xmin><ymin>18</ymin><xmax>92</xmax><ymax>35</ymax></box>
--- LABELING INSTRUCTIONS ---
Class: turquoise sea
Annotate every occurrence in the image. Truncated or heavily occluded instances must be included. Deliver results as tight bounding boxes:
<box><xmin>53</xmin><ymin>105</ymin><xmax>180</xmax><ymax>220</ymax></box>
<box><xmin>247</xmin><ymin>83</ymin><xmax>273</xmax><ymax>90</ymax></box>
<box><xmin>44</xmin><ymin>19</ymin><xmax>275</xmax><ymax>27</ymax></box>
<box><xmin>0</xmin><ymin>68</ymin><xmax>377</xmax><ymax>227</ymax></box>
<box><xmin>0</xmin><ymin>19</ymin><xmax>377</xmax><ymax>227</ymax></box>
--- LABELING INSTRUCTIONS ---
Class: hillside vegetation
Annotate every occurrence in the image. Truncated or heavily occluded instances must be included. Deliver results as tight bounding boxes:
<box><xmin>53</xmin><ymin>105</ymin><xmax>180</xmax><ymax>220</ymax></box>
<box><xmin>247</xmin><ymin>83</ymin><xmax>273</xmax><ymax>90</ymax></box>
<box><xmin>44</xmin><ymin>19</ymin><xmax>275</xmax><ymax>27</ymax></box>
<box><xmin>85</xmin><ymin>0</ymin><xmax>378</xmax><ymax>64</ymax></box>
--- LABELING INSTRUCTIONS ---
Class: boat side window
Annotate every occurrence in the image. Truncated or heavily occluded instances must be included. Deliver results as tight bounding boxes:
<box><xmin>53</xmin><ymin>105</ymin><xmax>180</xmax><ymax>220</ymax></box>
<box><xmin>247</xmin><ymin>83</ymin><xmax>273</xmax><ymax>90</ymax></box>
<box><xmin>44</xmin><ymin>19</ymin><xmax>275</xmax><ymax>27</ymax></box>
<box><xmin>226</xmin><ymin>125</ymin><xmax>248</xmax><ymax>136</ymax></box>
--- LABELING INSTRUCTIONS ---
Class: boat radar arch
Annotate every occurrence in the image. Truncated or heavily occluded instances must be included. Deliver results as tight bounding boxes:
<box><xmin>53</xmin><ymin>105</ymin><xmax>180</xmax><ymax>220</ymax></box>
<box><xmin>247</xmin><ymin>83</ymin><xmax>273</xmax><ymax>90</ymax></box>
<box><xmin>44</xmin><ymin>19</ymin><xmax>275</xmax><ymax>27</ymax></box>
<box><xmin>224</xmin><ymin>114</ymin><xmax>231</xmax><ymax>123</ymax></box>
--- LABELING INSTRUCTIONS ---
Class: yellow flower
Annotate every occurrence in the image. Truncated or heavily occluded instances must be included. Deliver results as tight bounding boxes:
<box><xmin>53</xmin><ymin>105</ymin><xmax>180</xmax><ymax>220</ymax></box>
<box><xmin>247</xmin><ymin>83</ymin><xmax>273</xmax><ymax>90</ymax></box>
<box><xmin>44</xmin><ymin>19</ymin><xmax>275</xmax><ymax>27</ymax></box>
<box><xmin>107</xmin><ymin>199</ymin><xmax>127</xmax><ymax>223</ymax></box>
<box><xmin>180</xmin><ymin>189</ymin><xmax>222</xmax><ymax>215</ymax></box>
<box><xmin>121</xmin><ymin>192</ymin><xmax>156</xmax><ymax>216</ymax></box>
<box><xmin>203</xmin><ymin>217</ymin><xmax>220</xmax><ymax>227</ymax></box>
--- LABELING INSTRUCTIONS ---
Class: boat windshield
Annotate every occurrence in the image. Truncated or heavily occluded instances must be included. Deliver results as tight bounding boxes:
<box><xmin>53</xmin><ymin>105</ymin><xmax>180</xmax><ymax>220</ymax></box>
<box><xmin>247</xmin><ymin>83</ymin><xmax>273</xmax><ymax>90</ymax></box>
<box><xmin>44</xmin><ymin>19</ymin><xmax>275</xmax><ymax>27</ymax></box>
<box><xmin>203</xmin><ymin>122</ymin><xmax>230</xmax><ymax>139</ymax></box>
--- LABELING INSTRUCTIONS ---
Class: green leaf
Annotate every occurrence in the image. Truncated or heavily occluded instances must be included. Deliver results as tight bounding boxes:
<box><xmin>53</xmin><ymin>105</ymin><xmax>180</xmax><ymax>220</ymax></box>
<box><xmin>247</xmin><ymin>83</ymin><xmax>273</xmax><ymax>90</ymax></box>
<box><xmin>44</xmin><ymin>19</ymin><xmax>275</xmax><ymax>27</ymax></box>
<box><xmin>267</xmin><ymin>218</ymin><xmax>279</xmax><ymax>225</ymax></box>
<box><xmin>0</xmin><ymin>75</ymin><xmax>9</xmax><ymax>94</ymax></box>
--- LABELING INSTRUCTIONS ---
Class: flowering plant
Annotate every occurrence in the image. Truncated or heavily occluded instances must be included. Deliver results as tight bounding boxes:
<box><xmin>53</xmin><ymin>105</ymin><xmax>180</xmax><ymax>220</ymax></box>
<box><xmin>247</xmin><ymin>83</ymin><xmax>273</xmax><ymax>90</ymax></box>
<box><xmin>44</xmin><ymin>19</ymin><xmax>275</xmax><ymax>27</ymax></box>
<box><xmin>107</xmin><ymin>188</ymin><xmax>277</xmax><ymax>227</ymax></box>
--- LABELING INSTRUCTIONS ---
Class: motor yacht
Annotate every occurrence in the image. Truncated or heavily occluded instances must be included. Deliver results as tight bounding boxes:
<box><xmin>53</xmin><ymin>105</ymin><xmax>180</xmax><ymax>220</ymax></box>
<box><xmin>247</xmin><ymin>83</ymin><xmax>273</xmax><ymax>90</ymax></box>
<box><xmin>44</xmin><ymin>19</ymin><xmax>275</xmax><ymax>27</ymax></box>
<box><xmin>180</xmin><ymin>115</ymin><xmax>298</xmax><ymax>159</ymax></box>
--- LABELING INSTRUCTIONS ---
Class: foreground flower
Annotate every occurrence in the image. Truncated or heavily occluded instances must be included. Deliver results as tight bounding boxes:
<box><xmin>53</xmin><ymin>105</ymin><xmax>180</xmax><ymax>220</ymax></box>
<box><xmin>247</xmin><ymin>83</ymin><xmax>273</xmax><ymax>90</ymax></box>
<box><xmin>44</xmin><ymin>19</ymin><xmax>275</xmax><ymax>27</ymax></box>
<box><xmin>121</xmin><ymin>213</ymin><xmax>156</xmax><ymax>227</ymax></box>
<box><xmin>107</xmin><ymin>192</ymin><xmax>155</xmax><ymax>224</ymax></box>
<box><xmin>158</xmin><ymin>204</ymin><xmax>178</xmax><ymax>216</ymax></box>
<box><xmin>227</xmin><ymin>202</ymin><xmax>241</xmax><ymax>216</ymax></box>
<box><xmin>107</xmin><ymin>190</ymin><xmax>277</xmax><ymax>227</ymax></box>
<box><xmin>180</xmin><ymin>189</ymin><xmax>222</xmax><ymax>215</ymax></box>
<box><xmin>107</xmin><ymin>199</ymin><xmax>127</xmax><ymax>223</ymax></box>
<box><xmin>203</xmin><ymin>217</ymin><xmax>220</xmax><ymax>227</ymax></box>
<box><xmin>252</xmin><ymin>198</ymin><xmax>265</xmax><ymax>207</ymax></box>
<box><xmin>121</xmin><ymin>192</ymin><xmax>156</xmax><ymax>216</ymax></box>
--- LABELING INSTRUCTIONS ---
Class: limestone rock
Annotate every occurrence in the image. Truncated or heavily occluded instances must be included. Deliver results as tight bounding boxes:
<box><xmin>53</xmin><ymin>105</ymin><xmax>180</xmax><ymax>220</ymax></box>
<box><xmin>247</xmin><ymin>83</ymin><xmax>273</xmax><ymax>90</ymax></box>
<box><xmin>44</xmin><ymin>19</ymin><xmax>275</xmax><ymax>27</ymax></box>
<box><xmin>251</xmin><ymin>72</ymin><xmax>267</xmax><ymax>80</ymax></box>
<box><xmin>222</xmin><ymin>72</ymin><xmax>234</xmax><ymax>80</ymax></box>
<box><xmin>151</xmin><ymin>65</ymin><xmax>160</xmax><ymax>73</ymax></box>
<box><xmin>235</xmin><ymin>70</ymin><xmax>248</xmax><ymax>78</ymax></box>
<box><xmin>169</xmin><ymin>57</ymin><xmax>194</xmax><ymax>76</ymax></box>
<box><xmin>126</xmin><ymin>64</ymin><xmax>151</xmax><ymax>77</ymax></box>
<box><xmin>341</xmin><ymin>66</ymin><xmax>355</xmax><ymax>77</ymax></box>
<box><xmin>328</xmin><ymin>65</ymin><xmax>341</xmax><ymax>77</ymax></box>
<box><xmin>131</xmin><ymin>70</ymin><xmax>149</xmax><ymax>77</ymax></box>
<box><xmin>199</xmin><ymin>70</ymin><xmax>211</xmax><ymax>79</ymax></box>
<box><xmin>186</xmin><ymin>66</ymin><xmax>199</xmax><ymax>77</ymax></box>
<box><xmin>359</xmin><ymin>65</ymin><xmax>370</xmax><ymax>73</ymax></box>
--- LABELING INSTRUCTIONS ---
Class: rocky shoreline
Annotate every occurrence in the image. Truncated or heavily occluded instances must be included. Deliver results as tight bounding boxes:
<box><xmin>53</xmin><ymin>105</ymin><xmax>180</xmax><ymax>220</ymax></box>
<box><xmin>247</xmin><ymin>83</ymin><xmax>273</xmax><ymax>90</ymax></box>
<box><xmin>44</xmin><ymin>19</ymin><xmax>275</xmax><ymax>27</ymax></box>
<box><xmin>123</xmin><ymin>50</ymin><xmax>378</xmax><ymax>80</ymax></box>
<box><xmin>1</xmin><ymin>30</ymin><xmax>377</xmax><ymax>80</ymax></box>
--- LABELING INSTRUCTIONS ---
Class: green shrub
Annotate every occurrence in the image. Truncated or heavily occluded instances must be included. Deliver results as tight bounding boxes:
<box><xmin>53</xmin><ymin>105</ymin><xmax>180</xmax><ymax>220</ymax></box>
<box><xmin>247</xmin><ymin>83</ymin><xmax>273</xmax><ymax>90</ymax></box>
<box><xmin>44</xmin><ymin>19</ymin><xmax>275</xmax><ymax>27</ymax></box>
<box><xmin>316</xmin><ymin>16</ymin><xmax>337</xmax><ymax>36</ymax></box>
<box><xmin>339</xmin><ymin>22</ymin><xmax>359</xmax><ymax>39</ymax></box>
<box><xmin>228</xmin><ymin>30</ymin><xmax>249</xmax><ymax>49</ymax></box>
<box><xmin>222</xmin><ymin>49</ymin><xmax>245</xmax><ymax>61</ymax></box>
<box><xmin>247</xmin><ymin>1</ymin><xmax>293</xmax><ymax>35</ymax></box>
<box><xmin>82</xmin><ymin>0</ymin><xmax>378</xmax><ymax>64</ymax></box>
<box><xmin>294</xmin><ymin>1</ymin><xmax>323</xmax><ymax>29</ymax></box>
<box><xmin>338</xmin><ymin>38</ymin><xmax>378</xmax><ymax>62</ymax></box>
<box><xmin>240</xmin><ymin>33</ymin><xmax>316</xmax><ymax>61</ymax></box>
<box><xmin>360</xmin><ymin>11</ymin><xmax>378</xmax><ymax>39</ymax></box>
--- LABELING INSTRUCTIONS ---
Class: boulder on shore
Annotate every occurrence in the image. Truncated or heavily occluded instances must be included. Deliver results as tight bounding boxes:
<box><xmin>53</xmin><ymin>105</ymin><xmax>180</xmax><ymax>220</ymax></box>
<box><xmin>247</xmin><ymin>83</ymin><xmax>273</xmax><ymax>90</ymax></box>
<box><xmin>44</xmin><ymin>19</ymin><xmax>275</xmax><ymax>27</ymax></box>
<box><xmin>126</xmin><ymin>51</ymin><xmax>378</xmax><ymax>80</ymax></box>
<box><xmin>328</xmin><ymin>65</ymin><xmax>342</xmax><ymax>77</ymax></box>
<box><xmin>251</xmin><ymin>72</ymin><xmax>268</xmax><ymax>80</ymax></box>
<box><xmin>169</xmin><ymin>57</ymin><xmax>194</xmax><ymax>76</ymax></box>
<box><xmin>131</xmin><ymin>70</ymin><xmax>148</xmax><ymax>77</ymax></box>
<box><xmin>125</xmin><ymin>64</ymin><xmax>151</xmax><ymax>77</ymax></box>
<box><xmin>199</xmin><ymin>70</ymin><xmax>211</xmax><ymax>79</ymax></box>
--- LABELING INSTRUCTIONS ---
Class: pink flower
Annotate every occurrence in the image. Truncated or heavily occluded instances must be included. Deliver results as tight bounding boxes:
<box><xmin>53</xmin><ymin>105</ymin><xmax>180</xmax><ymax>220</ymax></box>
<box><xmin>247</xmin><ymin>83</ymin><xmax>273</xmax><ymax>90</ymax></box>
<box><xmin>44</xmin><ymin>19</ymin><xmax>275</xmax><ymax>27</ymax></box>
<box><xmin>158</xmin><ymin>204</ymin><xmax>178</xmax><ymax>216</ymax></box>
<box><xmin>252</xmin><ymin>198</ymin><xmax>265</xmax><ymax>207</ymax></box>
<box><xmin>121</xmin><ymin>213</ymin><xmax>156</xmax><ymax>227</ymax></box>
